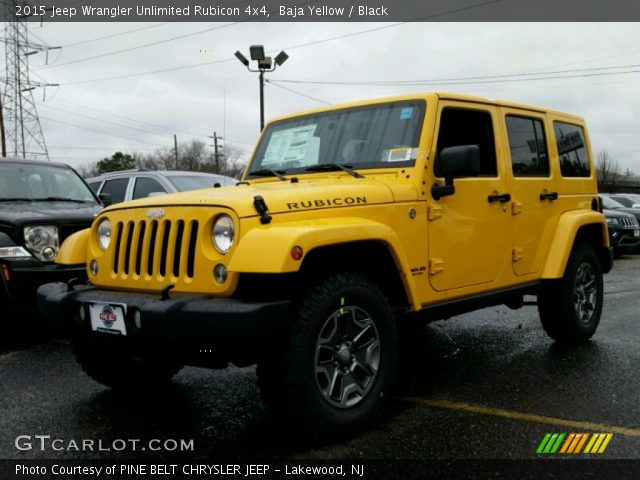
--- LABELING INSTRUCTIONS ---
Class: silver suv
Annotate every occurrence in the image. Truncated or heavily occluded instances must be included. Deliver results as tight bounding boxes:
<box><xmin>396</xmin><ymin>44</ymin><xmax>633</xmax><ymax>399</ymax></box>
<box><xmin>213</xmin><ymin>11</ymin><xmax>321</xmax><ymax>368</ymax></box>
<box><xmin>86</xmin><ymin>170</ymin><xmax>237</xmax><ymax>205</ymax></box>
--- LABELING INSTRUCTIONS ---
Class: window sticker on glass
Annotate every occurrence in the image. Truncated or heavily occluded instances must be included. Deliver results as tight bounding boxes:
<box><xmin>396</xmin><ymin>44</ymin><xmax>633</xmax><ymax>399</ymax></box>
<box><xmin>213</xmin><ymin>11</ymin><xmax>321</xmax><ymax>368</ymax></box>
<box><xmin>263</xmin><ymin>125</ymin><xmax>319</xmax><ymax>168</ymax></box>
<box><xmin>383</xmin><ymin>147</ymin><xmax>418</xmax><ymax>162</ymax></box>
<box><xmin>400</xmin><ymin>107</ymin><xmax>413</xmax><ymax>120</ymax></box>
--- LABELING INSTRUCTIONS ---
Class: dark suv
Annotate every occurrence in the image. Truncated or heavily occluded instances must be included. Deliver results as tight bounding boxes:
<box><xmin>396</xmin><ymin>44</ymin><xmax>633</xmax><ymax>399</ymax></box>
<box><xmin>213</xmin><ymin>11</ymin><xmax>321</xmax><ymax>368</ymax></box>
<box><xmin>603</xmin><ymin>209</ymin><xmax>640</xmax><ymax>257</ymax></box>
<box><xmin>0</xmin><ymin>159</ymin><xmax>102</xmax><ymax>308</ymax></box>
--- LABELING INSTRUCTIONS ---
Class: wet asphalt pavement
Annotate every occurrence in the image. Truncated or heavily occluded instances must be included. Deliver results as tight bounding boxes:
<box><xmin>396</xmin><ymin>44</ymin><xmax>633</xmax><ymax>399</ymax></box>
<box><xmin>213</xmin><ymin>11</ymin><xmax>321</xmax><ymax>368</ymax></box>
<box><xmin>1</xmin><ymin>256</ymin><xmax>639</xmax><ymax>463</ymax></box>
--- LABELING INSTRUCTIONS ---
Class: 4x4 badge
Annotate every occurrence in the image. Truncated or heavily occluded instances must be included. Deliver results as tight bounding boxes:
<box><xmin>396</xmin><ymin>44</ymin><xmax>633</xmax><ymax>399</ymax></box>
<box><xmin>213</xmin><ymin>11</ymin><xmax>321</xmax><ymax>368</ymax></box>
<box><xmin>147</xmin><ymin>208</ymin><xmax>165</xmax><ymax>219</ymax></box>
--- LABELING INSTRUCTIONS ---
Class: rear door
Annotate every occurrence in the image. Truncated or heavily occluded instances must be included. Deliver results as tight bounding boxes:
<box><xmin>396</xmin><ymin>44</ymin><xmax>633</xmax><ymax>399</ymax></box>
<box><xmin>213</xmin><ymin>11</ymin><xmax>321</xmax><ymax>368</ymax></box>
<box><xmin>501</xmin><ymin>109</ymin><xmax>559</xmax><ymax>276</ymax></box>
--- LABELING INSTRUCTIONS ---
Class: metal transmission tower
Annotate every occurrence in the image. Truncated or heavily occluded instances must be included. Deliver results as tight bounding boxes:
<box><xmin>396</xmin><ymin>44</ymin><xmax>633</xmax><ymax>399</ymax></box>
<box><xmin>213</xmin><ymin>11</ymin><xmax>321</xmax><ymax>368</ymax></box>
<box><xmin>1</xmin><ymin>1</ymin><xmax>58</xmax><ymax>160</ymax></box>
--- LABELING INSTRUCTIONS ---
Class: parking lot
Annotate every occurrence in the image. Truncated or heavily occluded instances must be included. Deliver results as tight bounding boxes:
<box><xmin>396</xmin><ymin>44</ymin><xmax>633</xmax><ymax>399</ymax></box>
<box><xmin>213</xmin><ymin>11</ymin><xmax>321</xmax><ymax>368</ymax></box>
<box><xmin>1</xmin><ymin>256</ymin><xmax>639</xmax><ymax>462</ymax></box>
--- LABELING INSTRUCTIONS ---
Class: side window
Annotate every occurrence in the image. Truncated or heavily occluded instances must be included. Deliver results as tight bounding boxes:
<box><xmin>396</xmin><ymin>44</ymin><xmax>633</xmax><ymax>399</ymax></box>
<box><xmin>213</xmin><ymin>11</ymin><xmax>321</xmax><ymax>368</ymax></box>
<box><xmin>435</xmin><ymin>108</ymin><xmax>497</xmax><ymax>177</ymax></box>
<box><xmin>554</xmin><ymin>122</ymin><xmax>590</xmax><ymax>177</ymax></box>
<box><xmin>87</xmin><ymin>181</ymin><xmax>101</xmax><ymax>194</ymax></box>
<box><xmin>506</xmin><ymin>116</ymin><xmax>549</xmax><ymax>177</ymax></box>
<box><xmin>132</xmin><ymin>177</ymin><xmax>166</xmax><ymax>200</ymax></box>
<box><xmin>101</xmin><ymin>178</ymin><xmax>129</xmax><ymax>204</ymax></box>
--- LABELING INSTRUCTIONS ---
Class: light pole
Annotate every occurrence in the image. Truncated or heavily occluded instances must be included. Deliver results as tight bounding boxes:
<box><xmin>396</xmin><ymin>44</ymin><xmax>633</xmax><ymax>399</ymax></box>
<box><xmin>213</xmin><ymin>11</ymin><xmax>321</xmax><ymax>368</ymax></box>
<box><xmin>235</xmin><ymin>45</ymin><xmax>288</xmax><ymax>132</ymax></box>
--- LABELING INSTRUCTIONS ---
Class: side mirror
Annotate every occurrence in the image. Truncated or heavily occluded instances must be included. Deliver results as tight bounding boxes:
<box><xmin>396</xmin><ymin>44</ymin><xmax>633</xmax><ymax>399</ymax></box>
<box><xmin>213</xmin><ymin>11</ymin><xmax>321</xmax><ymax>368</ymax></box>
<box><xmin>431</xmin><ymin>145</ymin><xmax>481</xmax><ymax>200</ymax></box>
<box><xmin>98</xmin><ymin>192</ymin><xmax>112</xmax><ymax>207</ymax></box>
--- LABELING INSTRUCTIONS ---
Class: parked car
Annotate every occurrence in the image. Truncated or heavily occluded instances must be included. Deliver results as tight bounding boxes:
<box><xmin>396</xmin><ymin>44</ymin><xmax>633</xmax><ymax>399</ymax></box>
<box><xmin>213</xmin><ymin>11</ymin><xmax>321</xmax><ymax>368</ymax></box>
<box><xmin>39</xmin><ymin>92</ymin><xmax>613</xmax><ymax>435</ymax></box>
<box><xmin>0</xmin><ymin>159</ymin><xmax>102</xmax><ymax>308</ymax></box>
<box><xmin>86</xmin><ymin>170</ymin><xmax>237</xmax><ymax>205</ymax></box>
<box><xmin>600</xmin><ymin>195</ymin><xmax>640</xmax><ymax>222</ymax></box>
<box><xmin>601</xmin><ymin>195</ymin><xmax>640</xmax><ymax>254</ymax></box>
<box><xmin>606</xmin><ymin>193</ymin><xmax>640</xmax><ymax>209</ymax></box>
<box><xmin>603</xmin><ymin>209</ymin><xmax>640</xmax><ymax>257</ymax></box>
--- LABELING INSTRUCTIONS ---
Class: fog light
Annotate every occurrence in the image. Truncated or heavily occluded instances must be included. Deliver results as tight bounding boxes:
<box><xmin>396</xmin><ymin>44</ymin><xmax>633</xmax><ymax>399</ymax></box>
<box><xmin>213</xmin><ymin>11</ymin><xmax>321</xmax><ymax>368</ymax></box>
<box><xmin>214</xmin><ymin>264</ymin><xmax>227</xmax><ymax>284</ymax></box>
<box><xmin>134</xmin><ymin>310</ymin><xmax>142</xmax><ymax>330</ymax></box>
<box><xmin>89</xmin><ymin>260</ymin><xmax>98</xmax><ymax>276</ymax></box>
<box><xmin>78</xmin><ymin>305</ymin><xmax>86</xmax><ymax>322</ymax></box>
<box><xmin>42</xmin><ymin>246</ymin><xmax>56</xmax><ymax>261</ymax></box>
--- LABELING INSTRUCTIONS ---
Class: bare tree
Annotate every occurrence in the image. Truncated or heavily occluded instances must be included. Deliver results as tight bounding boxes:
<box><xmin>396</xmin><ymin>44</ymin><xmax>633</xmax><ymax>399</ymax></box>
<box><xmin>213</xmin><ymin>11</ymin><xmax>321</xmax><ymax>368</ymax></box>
<box><xmin>219</xmin><ymin>143</ymin><xmax>246</xmax><ymax>178</ymax></box>
<box><xmin>77</xmin><ymin>140</ymin><xmax>247</xmax><ymax>179</ymax></box>
<box><xmin>596</xmin><ymin>150</ymin><xmax>621</xmax><ymax>192</ymax></box>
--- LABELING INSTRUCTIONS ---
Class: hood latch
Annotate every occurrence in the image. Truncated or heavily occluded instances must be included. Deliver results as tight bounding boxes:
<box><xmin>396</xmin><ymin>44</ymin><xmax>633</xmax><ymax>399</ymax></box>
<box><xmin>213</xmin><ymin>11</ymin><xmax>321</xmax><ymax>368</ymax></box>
<box><xmin>253</xmin><ymin>195</ymin><xmax>272</xmax><ymax>225</ymax></box>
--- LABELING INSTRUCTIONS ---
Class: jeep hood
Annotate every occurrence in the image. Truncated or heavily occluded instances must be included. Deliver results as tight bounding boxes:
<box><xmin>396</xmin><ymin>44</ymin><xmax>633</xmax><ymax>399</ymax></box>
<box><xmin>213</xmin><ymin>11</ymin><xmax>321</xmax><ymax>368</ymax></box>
<box><xmin>104</xmin><ymin>177</ymin><xmax>410</xmax><ymax>218</ymax></box>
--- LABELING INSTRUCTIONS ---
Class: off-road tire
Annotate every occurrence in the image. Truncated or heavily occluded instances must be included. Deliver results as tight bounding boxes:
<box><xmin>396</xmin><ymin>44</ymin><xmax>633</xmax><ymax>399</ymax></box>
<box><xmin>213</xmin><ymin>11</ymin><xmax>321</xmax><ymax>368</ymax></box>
<box><xmin>538</xmin><ymin>243</ymin><xmax>603</xmax><ymax>344</ymax></box>
<box><xmin>257</xmin><ymin>272</ymin><xmax>397</xmax><ymax>436</ymax></box>
<box><xmin>71</xmin><ymin>329</ymin><xmax>182</xmax><ymax>389</ymax></box>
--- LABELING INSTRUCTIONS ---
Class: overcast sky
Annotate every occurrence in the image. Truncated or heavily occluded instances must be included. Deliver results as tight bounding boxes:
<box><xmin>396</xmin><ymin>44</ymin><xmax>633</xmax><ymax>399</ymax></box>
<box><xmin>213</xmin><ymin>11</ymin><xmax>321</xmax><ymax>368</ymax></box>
<box><xmin>9</xmin><ymin>22</ymin><xmax>640</xmax><ymax>173</ymax></box>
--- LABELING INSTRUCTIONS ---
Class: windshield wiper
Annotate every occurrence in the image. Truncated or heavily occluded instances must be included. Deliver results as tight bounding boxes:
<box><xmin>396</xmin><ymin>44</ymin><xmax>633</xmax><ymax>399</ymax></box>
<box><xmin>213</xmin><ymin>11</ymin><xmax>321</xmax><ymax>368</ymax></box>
<box><xmin>31</xmin><ymin>197</ymin><xmax>91</xmax><ymax>203</ymax></box>
<box><xmin>248</xmin><ymin>169</ymin><xmax>287</xmax><ymax>181</ymax></box>
<box><xmin>0</xmin><ymin>197</ymin><xmax>34</xmax><ymax>202</ymax></box>
<box><xmin>305</xmin><ymin>163</ymin><xmax>364</xmax><ymax>178</ymax></box>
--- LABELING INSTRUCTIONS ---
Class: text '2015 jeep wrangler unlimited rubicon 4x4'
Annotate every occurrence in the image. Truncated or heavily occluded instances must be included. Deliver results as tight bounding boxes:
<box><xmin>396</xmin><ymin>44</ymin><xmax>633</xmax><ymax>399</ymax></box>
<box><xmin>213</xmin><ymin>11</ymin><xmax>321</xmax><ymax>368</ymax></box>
<box><xmin>38</xmin><ymin>92</ymin><xmax>612</xmax><ymax>435</ymax></box>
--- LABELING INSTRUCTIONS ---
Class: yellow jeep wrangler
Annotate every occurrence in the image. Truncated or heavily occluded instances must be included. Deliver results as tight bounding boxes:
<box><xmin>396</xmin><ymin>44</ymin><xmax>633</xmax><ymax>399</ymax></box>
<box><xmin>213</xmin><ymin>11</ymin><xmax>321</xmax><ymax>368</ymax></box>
<box><xmin>38</xmin><ymin>92</ymin><xmax>612</xmax><ymax>434</ymax></box>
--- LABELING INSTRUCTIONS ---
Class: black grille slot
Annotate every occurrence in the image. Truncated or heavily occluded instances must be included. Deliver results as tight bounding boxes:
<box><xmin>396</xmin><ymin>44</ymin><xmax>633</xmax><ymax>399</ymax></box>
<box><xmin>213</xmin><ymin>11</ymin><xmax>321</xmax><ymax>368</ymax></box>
<box><xmin>187</xmin><ymin>221</ymin><xmax>198</xmax><ymax>278</ymax></box>
<box><xmin>123</xmin><ymin>222</ymin><xmax>134</xmax><ymax>274</ymax></box>
<box><xmin>173</xmin><ymin>220</ymin><xmax>185</xmax><ymax>278</ymax></box>
<box><xmin>159</xmin><ymin>221</ymin><xmax>171</xmax><ymax>277</ymax></box>
<box><xmin>110</xmin><ymin>216</ymin><xmax>200</xmax><ymax>281</ymax></box>
<box><xmin>113</xmin><ymin>222</ymin><xmax>123</xmax><ymax>273</ymax></box>
<box><xmin>146</xmin><ymin>220</ymin><xmax>158</xmax><ymax>276</ymax></box>
<box><xmin>135</xmin><ymin>221</ymin><xmax>146</xmax><ymax>275</ymax></box>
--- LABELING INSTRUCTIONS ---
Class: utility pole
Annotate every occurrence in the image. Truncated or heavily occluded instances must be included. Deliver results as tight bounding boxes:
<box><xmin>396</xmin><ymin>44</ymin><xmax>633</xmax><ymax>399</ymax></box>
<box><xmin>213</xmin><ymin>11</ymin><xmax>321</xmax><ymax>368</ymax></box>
<box><xmin>173</xmin><ymin>134</ymin><xmax>178</xmax><ymax>169</ymax></box>
<box><xmin>1</xmin><ymin>1</ymin><xmax>60</xmax><ymax>160</ymax></box>
<box><xmin>209</xmin><ymin>131</ymin><xmax>223</xmax><ymax>174</ymax></box>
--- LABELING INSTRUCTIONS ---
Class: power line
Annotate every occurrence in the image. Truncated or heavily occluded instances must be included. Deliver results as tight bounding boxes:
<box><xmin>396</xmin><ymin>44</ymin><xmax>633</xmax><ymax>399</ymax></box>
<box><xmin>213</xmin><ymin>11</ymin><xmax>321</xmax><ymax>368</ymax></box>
<box><xmin>272</xmin><ymin>62</ymin><xmax>640</xmax><ymax>86</ymax></box>
<box><xmin>45</xmin><ymin>98</ymin><xmax>256</xmax><ymax>148</ymax></box>
<box><xmin>59</xmin><ymin>0</ymin><xmax>499</xmax><ymax>86</ymax></box>
<box><xmin>40</xmin><ymin>116</ymin><xmax>167</xmax><ymax>147</ymax></box>
<box><xmin>49</xmin><ymin>97</ymin><xmax>209</xmax><ymax>137</ymax></box>
<box><xmin>61</xmin><ymin>22</ymin><xmax>171</xmax><ymax>48</ymax></box>
<box><xmin>49</xmin><ymin>145</ymin><xmax>158</xmax><ymax>150</ymax></box>
<box><xmin>270</xmin><ymin>67</ymin><xmax>640</xmax><ymax>88</ymax></box>
<box><xmin>43</xmin><ymin>22</ymin><xmax>242</xmax><ymax>69</ymax></box>
<box><xmin>40</xmin><ymin>103</ymin><xmax>176</xmax><ymax>137</ymax></box>
<box><xmin>266</xmin><ymin>80</ymin><xmax>331</xmax><ymax>105</ymax></box>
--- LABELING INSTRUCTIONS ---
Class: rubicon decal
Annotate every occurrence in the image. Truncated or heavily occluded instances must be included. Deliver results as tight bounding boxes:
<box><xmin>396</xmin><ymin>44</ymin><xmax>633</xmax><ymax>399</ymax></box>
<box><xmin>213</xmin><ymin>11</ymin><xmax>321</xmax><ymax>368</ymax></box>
<box><xmin>536</xmin><ymin>433</ymin><xmax>613</xmax><ymax>454</ymax></box>
<box><xmin>287</xmin><ymin>196</ymin><xmax>367</xmax><ymax>210</ymax></box>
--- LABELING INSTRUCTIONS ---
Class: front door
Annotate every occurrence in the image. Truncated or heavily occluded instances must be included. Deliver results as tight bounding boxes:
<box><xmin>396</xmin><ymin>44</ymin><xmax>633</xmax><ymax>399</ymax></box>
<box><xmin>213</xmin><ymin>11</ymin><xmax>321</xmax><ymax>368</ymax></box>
<box><xmin>427</xmin><ymin>103</ymin><xmax>512</xmax><ymax>292</ymax></box>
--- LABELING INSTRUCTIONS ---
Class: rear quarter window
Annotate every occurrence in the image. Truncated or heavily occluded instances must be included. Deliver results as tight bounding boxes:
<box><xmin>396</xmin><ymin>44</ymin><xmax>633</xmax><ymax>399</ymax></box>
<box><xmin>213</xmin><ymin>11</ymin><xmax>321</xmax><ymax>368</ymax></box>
<box><xmin>554</xmin><ymin>121</ymin><xmax>590</xmax><ymax>177</ymax></box>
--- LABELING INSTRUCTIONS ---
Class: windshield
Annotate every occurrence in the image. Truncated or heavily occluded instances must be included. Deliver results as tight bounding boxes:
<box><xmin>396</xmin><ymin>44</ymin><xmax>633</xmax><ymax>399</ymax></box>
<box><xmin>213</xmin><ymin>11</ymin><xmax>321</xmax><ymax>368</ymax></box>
<box><xmin>0</xmin><ymin>162</ymin><xmax>98</xmax><ymax>203</ymax></box>
<box><xmin>601</xmin><ymin>195</ymin><xmax>625</xmax><ymax>209</ymax></box>
<box><xmin>248</xmin><ymin>100</ymin><xmax>425</xmax><ymax>175</ymax></box>
<box><xmin>168</xmin><ymin>175</ymin><xmax>234</xmax><ymax>191</ymax></box>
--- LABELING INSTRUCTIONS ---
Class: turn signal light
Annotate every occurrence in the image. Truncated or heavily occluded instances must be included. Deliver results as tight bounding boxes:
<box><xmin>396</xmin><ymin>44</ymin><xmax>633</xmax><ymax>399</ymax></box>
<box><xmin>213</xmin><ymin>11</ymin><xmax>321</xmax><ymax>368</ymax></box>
<box><xmin>1</xmin><ymin>264</ymin><xmax>9</xmax><ymax>282</ymax></box>
<box><xmin>291</xmin><ymin>246</ymin><xmax>304</xmax><ymax>261</ymax></box>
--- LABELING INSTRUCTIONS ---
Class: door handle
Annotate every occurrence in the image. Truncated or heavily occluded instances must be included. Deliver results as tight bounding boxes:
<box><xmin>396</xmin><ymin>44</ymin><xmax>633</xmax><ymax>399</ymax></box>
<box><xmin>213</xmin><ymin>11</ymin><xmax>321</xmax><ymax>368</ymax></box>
<box><xmin>539</xmin><ymin>191</ymin><xmax>559</xmax><ymax>201</ymax></box>
<box><xmin>487</xmin><ymin>193</ymin><xmax>511</xmax><ymax>203</ymax></box>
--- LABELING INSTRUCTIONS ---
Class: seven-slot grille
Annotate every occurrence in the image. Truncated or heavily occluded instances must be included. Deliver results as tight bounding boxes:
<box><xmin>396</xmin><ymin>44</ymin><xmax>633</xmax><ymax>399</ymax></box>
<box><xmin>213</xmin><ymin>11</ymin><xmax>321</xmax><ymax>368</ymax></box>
<box><xmin>112</xmin><ymin>219</ymin><xmax>199</xmax><ymax>279</ymax></box>
<box><xmin>620</xmin><ymin>216</ymin><xmax>639</xmax><ymax>228</ymax></box>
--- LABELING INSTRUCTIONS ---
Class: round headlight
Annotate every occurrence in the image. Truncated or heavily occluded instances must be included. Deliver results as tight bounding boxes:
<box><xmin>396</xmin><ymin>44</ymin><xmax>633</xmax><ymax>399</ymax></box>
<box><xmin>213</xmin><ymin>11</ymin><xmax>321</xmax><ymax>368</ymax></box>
<box><xmin>97</xmin><ymin>219</ymin><xmax>111</xmax><ymax>250</ymax></box>
<box><xmin>212</xmin><ymin>215</ymin><xmax>234</xmax><ymax>254</ymax></box>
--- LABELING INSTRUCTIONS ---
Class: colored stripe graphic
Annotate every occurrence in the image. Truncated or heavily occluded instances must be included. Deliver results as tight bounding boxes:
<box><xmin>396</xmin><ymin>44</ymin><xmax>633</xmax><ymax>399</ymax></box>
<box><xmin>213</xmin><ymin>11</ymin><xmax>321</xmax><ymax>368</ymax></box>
<box><xmin>537</xmin><ymin>433</ymin><xmax>565</xmax><ymax>454</ymax></box>
<box><xmin>584</xmin><ymin>433</ymin><xmax>614</xmax><ymax>454</ymax></box>
<box><xmin>539</xmin><ymin>433</ymin><xmax>613</xmax><ymax>454</ymax></box>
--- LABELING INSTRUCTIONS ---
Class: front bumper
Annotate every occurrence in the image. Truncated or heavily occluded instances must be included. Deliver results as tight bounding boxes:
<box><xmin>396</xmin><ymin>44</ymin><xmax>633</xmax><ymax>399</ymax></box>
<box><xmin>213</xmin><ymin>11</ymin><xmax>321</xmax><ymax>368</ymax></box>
<box><xmin>0</xmin><ymin>258</ymin><xmax>87</xmax><ymax>305</ymax></box>
<box><xmin>37</xmin><ymin>282</ymin><xmax>291</xmax><ymax>351</ymax></box>
<box><xmin>609</xmin><ymin>227</ymin><xmax>640</xmax><ymax>251</ymax></box>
